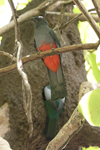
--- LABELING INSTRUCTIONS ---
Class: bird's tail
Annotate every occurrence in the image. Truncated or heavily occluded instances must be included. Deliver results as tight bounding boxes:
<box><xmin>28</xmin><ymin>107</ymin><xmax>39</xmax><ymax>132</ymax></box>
<box><xmin>47</xmin><ymin>64</ymin><xmax>67</xmax><ymax>101</ymax></box>
<box><xmin>43</xmin><ymin>85</ymin><xmax>65</xmax><ymax>140</ymax></box>
<box><xmin>45</xmin><ymin>99</ymin><xmax>65</xmax><ymax>140</ymax></box>
<box><xmin>46</xmin><ymin>116</ymin><xmax>59</xmax><ymax>140</ymax></box>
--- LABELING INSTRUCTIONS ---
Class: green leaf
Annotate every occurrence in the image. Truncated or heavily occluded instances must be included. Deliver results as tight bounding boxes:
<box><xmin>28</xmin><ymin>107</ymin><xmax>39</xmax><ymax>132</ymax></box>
<box><xmin>28</xmin><ymin>0</ymin><xmax>32</xmax><ymax>2</ymax></box>
<box><xmin>82</xmin><ymin>146</ymin><xmax>100</xmax><ymax>150</ymax></box>
<box><xmin>78</xmin><ymin>22</ymin><xmax>98</xmax><ymax>44</ymax></box>
<box><xmin>73</xmin><ymin>0</ymin><xmax>89</xmax><ymax>14</ymax></box>
<box><xmin>17</xmin><ymin>0</ymin><xmax>32</xmax><ymax>10</ymax></box>
<box><xmin>89</xmin><ymin>52</ymin><xmax>100</xmax><ymax>83</ymax></box>
<box><xmin>78</xmin><ymin>89</ymin><xmax>100</xmax><ymax>126</ymax></box>
<box><xmin>78</xmin><ymin>22</ymin><xmax>89</xmax><ymax>43</ymax></box>
<box><xmin>0</xmin><ymin>0</ymin><xmax>5</xmax><ymax>5</ymax></box>
<box><xmin>73</xmin><ymin>6</ymin><xmax>81</xmax><ymax>13</ymax></box>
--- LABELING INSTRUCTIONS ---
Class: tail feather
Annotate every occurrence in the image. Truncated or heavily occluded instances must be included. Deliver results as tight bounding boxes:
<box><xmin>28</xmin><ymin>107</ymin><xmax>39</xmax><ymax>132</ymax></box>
<box><xmin>46</xmin><ymin>117</ymin><xmax>58</xmax><ymax>140</ymax></box>
<box><xmin>45</xmin><ymin>99</ymin><xmax>65</xmax><ymax>140</ymax></box>
<box><xmin>47</xmin><ymin>64</ymin><xmax>67</xmax><ymax>101</ymax></box>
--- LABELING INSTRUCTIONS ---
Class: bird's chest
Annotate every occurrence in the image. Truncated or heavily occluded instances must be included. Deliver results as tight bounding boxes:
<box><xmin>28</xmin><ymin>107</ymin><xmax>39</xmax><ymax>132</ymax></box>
<box><xmin>37</xmin><ymin>41</ymin><xmax>60</xmax><ymax>73</ymax></box>
<box><xmin>34</xmin><ymin>28</ymin><xmax>53</xmax><ymax>47</ymax></box>
<box><xmin>34</xmin><ymin>27</ymin><xmax>60</xmax><ymax>73</ymax></box>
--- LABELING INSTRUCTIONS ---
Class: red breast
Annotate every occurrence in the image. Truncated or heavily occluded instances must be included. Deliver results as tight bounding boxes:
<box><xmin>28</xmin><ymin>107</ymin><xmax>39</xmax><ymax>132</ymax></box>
<box><xmin>37</xmin><ymin>41</ymin><xmax>60</xmax><ymax>73</ymax></box>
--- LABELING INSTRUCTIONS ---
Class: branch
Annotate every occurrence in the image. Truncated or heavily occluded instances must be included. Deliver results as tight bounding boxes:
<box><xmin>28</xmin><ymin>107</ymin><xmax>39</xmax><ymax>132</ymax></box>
<box><xmin>46</xmin><ymin>81</ymin><xmax>100</xmax><ymax>150</ymax></box>
<box><xmin>73</xmin><ymin>0</ymin><xmax>100</xmax><ymax>38</ymax></box>
<box><xmin>0</xmin><ymin>0</ymin><xmax>66</xmax><ymax>36</ymax></box>
<box><xmin>54</xmin><ymin>5</ymin><xmax>65</xmax><ymax>30</ymax></box>
<box><xmin>0</xmin><ymin>8</ymin><xmax>40</xmax><ymax>36</ymax></box>
<box><xmin>46</xmin><ymin>11</ymin><xmax>99</xmax><ymax>22</ymax></box>
<box><xmin>0</xmin><ymin>1</ymin><xmax>99</xmax><ymax>36</ymax></box>
<box><xmin>55</xmin><ymin>30</ymin><xmax>66</xmax><ymax>44</ymax></box>
<box><xmin>8</xmin><ymin>0</ymin><xmax>20</xmax><ymax>41</ymax></box>
<box><xmin>62</xmin><ymin>0</ymin><xmax>73</xmax><ymax>5</ymax></box>
<box><xmin>54</xmin><ymin>4</ymin><xmax>66</xmax><ymax>44</ymax></box>
<box><xmin>0</xmin><ymin>137</ymin><xmax>12</xmax><ymax>150</ymax></box>
<box><xmin>8</xmin><ymin>0</ymin><xmax>33</xmax><ymax>138</ymax></box>
<box><xmin>46</xmin><ymin>107</ymin><xmax>84</xmax><ymax>150</ymax></box>
<box><xmin>59</xmin><ymin>9</ymin><xmax>96</xmax><ymax>30</ymax></box>
<box><xmin>0</xmin><ymin>51</ymin><xmax>16</xmax><ymax>61</ymax></box>
<box><xmin>8</xmin><ymin>0</ymin><xmax>20</xmax><ymax>60</ymax></box>
<box><xmin>0</xmin><ymin>41</ymin><xmax>99</xmax><ymax>75</ymax></box>
<box><xmin>91</xmin><ymin>0</ymin><xmax>100</xmax><ymax>18</ymax></box>
<box><xmin>17</xmin><ymin>41</ymin><xmax>33</xmax><ymax>138</ymax></box>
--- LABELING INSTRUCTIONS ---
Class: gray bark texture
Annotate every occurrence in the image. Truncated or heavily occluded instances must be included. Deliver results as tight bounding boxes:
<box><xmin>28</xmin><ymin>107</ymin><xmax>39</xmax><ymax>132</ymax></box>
<box><xmin>0</xmin><ymin>0</ymin><xmax>100</xmax><ymax>150</ymax></box>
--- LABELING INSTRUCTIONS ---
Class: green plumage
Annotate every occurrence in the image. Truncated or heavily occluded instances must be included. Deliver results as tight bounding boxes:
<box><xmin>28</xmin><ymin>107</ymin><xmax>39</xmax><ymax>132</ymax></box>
<box><xmin>45</xmin><ymin>100</ymin><xmax>63</xmax><ymax>140</ymax></box>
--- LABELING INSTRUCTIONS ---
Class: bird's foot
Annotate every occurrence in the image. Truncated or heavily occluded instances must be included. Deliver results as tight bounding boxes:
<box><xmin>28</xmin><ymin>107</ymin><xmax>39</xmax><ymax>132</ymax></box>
<box><xmin>37</xmin><ymin>51</ymin><xmax>40</xmax><ymax>55</ymax></box>
<box><xmin>52</xmin><ymin>48</ymin><xmax>54</xmax><ymax>51</ymax></box>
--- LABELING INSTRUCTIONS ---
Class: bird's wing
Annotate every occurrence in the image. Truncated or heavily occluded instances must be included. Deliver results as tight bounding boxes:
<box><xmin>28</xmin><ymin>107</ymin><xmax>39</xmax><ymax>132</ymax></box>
<box><xmin>34</xmin><ymin>39</ymin><xmax>38</xmax><ymax>52</ymax></box>
<box><xmin>49</xmin><ymin>29</ymin><xmax>61</xmax><ymax>48</ymax></box>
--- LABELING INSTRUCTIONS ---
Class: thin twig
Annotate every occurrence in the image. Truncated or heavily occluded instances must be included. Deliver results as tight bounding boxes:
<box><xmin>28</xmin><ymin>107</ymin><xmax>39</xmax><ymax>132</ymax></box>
<box><xmin>48</xmin><ymin>8</ymin><xmax>96</xmax><ymax>32</ymax></box>
<box><xmin>0</xmin><ymin>51</ymin><xmax>17</xmax><ymax>61</ymax></box>
<box><xmin>46</xmin><ymin>11</ymin><xmax>99</xmax><ymax>22</ymax></box>
<box><xmin>0</xmin><ymin>41</ymin><xmax>99</xmax><ymax>75</ymax></box>
<box><xmin>62</xmin><ymin>0</ymin><xmax>73</xmax><ymax>5</ymax></box>
<box><xmin>60</xmin><ymin>8</ymin><xmax>96</xmax><ymax>30</ymax></box>
<box><xmin>8</xmin><ymin>0</ymin><xmax>20</xmax><ymax>62</ymax></box>
<box><xmin>60</xmin><ymin>13</ymin><xmax>82</xmax><ymax>30</ymax></box>
<box><xmin>73</xmin><ymin>0</ymin><xmax>100</xmax><ymax>38</ymax></box>
<box><xmin>54</xmin><ymin>4</ymin><xmax>66</xmax><ymax>44</ymax></box>
<box><xmin>38</xmin><ymin>0</ymin><xmax>61</xmax><ymax>10</ymax></box>
<box><xmin>55</xmin><ymin>29</ymin><xmax>66</xmax><ymax>45</ymax></box>
<box><xmin>91</xmin><ymin>0</ymin><xmax>100</xmax><ymax>19</ymax></box>
<box><xmin>22</xmin><ymin>79</ymin><xmax>27</xmax><ymax>113</ymax></box>
<box><xmin>17</xmin><ymin>41</ymin><xmax>33</xmax><ymax>138</ymax></box>
<box><xmin>8</xmin><ymin>0</ymin><xmax>20</xmax><ymax>42</ymax></box>
<box><xmin>54</xmin><ymin>5</ymin><xmax>65</xmax><ymax>30</ymax></box>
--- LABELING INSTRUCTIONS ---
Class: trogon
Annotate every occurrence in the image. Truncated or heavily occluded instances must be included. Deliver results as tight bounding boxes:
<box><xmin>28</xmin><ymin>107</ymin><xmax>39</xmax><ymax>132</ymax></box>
<box><xmin>32</xmin><ymin>16</ymin><xmax>67</xmax><ymax>101</ymax></box>
<box><xmin>43</xmin><ymin>84</ymin><xmax>65</xmax><ymax>140</ymax></box>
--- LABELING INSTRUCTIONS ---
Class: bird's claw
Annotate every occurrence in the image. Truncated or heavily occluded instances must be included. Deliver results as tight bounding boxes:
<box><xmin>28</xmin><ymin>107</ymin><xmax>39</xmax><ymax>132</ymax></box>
<box><xmin>37</xmin><ymin>51</ymin><xmax>40</xmax><ymax>55</ymax></box>
<box><xmin>52</xmin><ymin>48</ymin><xmax>54</xmax><ymax>51</ymax></box>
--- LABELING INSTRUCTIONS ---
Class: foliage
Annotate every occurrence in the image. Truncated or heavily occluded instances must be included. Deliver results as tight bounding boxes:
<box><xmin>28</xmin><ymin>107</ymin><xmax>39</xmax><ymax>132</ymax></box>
<box><xmin>73</xmin><ymin>0</ymin><xmax>100</xmax><ymax>125</ymax></box>
<box><xmin>78</xmin><ymin>89</ymin><xmax>100</xmax><ymax>126</ymax></box>
<box><xmin>0</xmin><ymin>0</ymin><xmax>5</xmax><ymax>5</ymax></box>
<box><xmin>78</xmin><ymin>21</ymin><xmax>100</xmax><ymax>83</ymax></box>
<box><xmin>73</xmin><ymin>0</ymin><xmax>100</xmax><ymax>149</ymax></box>
<box><xmin>17</xmin><ymin>0</ymin><xmax>32</xmax><ymax>10</ymax></box>
<box><xmin>73</xmin><ymin>0</ymin><xmax>100</xmax><ymax>83</ymax></box>
<box><xmin>82</xmin><ymin>146</ymin><xmax>100</xmax><ymax>150</ymax></box>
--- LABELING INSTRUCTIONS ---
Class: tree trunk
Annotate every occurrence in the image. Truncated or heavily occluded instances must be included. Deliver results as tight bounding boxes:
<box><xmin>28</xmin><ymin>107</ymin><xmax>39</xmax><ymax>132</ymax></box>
<box><xmin>0</xmin><ymin>0</ymin><xmax>100</xmax><ymax>150</ymax></box>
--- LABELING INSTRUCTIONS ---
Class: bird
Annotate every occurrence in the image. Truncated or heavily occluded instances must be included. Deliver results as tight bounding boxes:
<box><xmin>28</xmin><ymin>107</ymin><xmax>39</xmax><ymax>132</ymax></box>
<box><xmin>32</xmin><ymin>16</ymin><xmax>67</xmax><ymax>101</ymax></box>
<box><xmin>43</xmin><ymin>84</ymin><xmax>65</xmax><ymax>140</ymax></box>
